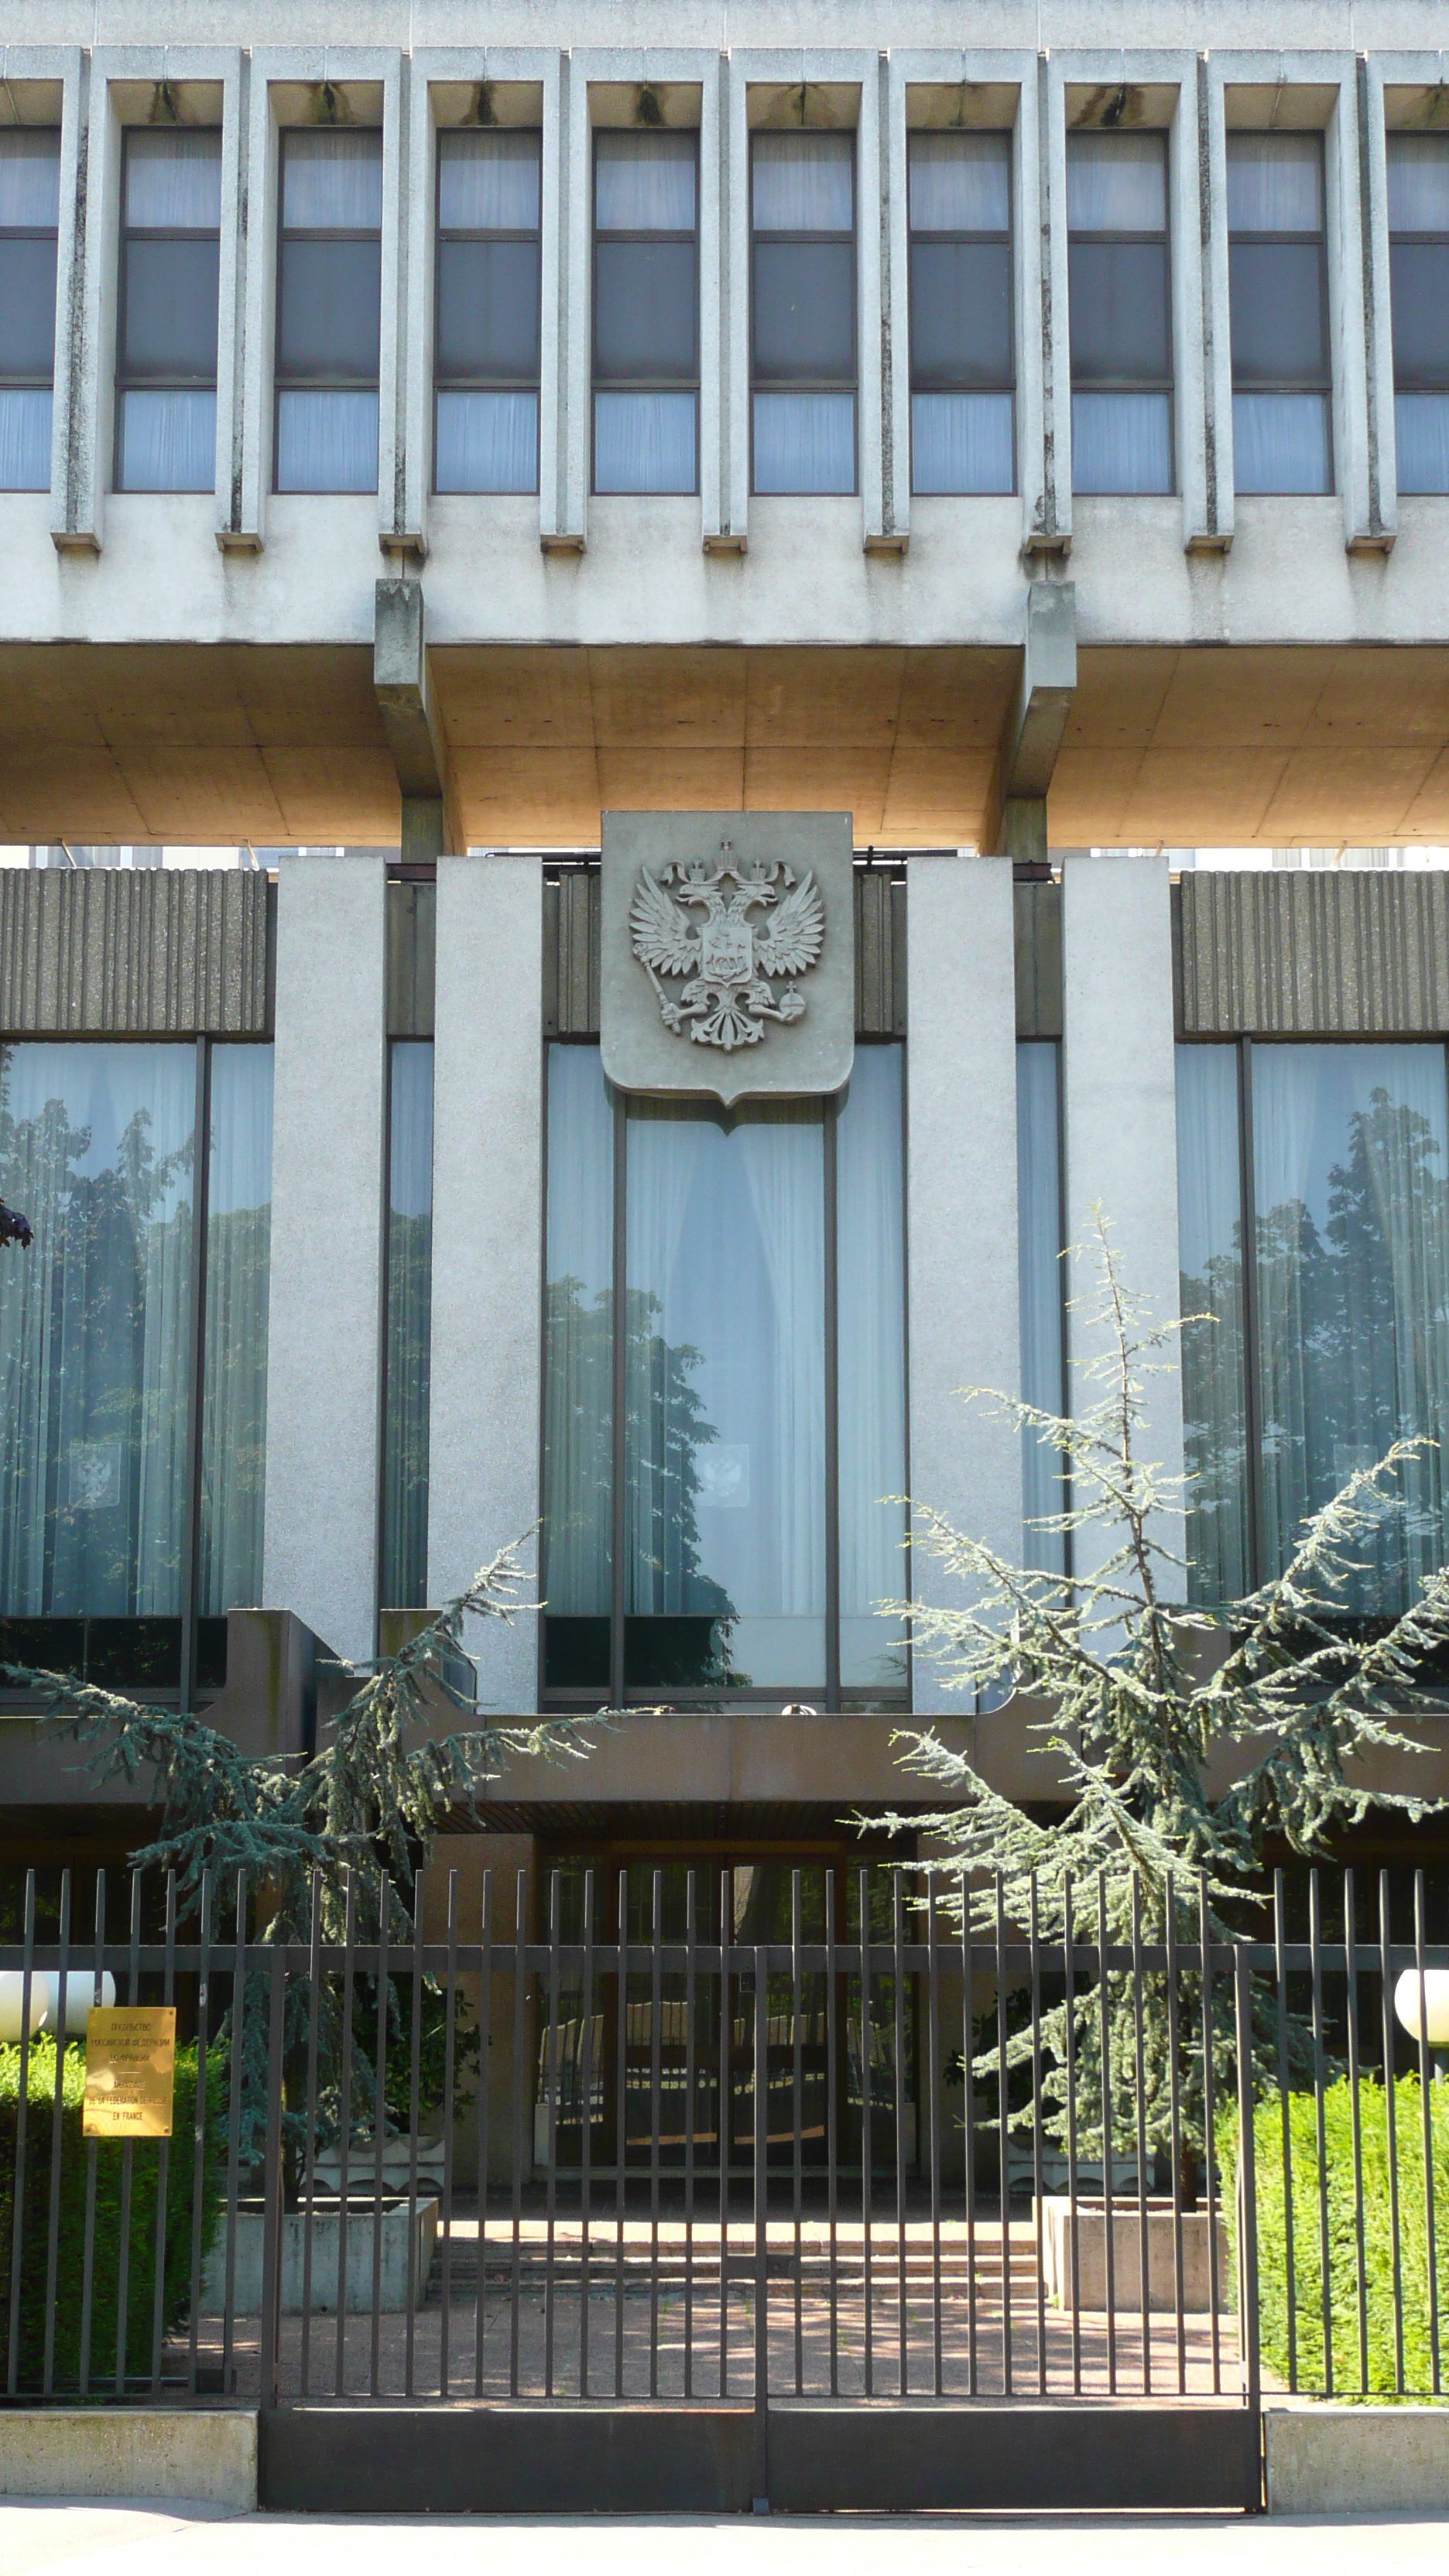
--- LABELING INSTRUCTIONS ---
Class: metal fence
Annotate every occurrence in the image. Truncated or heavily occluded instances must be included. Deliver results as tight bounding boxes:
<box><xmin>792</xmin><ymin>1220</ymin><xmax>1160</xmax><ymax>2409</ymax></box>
<box><xmin>2</xmin><ymin>1859</ymin><xmax>1446</xmax><ymax>2432</ymax></box>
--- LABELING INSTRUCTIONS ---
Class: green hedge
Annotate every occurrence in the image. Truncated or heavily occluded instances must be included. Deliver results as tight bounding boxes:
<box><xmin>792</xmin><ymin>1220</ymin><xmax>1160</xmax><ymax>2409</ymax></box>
<box><xmin>0</xmin><ymin>2036</ymin><xmax>228</xmax><ymax>2391</ymax></box>
<box><xmin>1222</xmin><ymin>2076</ymin><xmax>1449</xmax><ymax>2396</ymax></box>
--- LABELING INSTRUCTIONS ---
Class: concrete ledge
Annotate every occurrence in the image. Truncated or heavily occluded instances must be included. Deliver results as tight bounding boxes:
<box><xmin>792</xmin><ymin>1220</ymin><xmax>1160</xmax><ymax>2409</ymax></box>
<box><xmin>1266</xmin><ymin>2406</ymin><xmax>1449</xmax><ymax>2513</ymax></box>
<box><xmin>0</xmin><ymin>2410</ymin><xmax>257</xmax><ymax>2509</ymax></box>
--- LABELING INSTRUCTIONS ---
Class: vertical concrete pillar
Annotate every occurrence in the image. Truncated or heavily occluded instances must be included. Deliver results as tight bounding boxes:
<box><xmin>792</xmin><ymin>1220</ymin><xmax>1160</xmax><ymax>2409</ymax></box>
<box><xmin>1061</xmin><ymin>852</ymin><xmax>1184</xmax><ymax>1577</ymax></box>
<box><xmin>429</xmin><ymin>855</ymin><xmax>543</xmax><ymax>1714</ymax></box>
<box><xmin>906</xmin><ymin>857</ymin><xmax>1021</xmax><ymax>1717</ymax></box>
<box><xmin>263</xmin><ymin>855</ymin><xmax>388</xmax><ymax>1662</ymax></box>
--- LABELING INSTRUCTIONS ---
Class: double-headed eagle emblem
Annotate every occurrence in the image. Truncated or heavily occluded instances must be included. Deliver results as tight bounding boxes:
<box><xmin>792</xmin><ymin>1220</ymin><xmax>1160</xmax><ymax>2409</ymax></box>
<box><xmin>629</xmin><ymin>841</ymin><xmax>826</xmax><ymax>1053</ymax></box>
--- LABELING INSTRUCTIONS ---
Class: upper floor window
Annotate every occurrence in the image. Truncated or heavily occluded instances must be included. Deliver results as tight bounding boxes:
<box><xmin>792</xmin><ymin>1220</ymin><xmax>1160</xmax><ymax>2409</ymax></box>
<box><xmin>274</xmin><ymin>128</ymin><xmax>381</xmax><ymax>494</ymax></box>
<box><xmin>907</xmin><ymin>129</ymin><xmax>1013</xmax><ymax>495</ymax></box>
<box><xmin>1227</xmin><ymin>132</ymin><xmax>1332</xmax><ymax>495</ymax></box>
<box><xmin>1067</xmin><ymin>130</ymin><xmax>1173</xmax><ymax>495</ymax></box>
<box><xmin>434</xmin><ymin>127</ymin><xmax>540</xmax><ymax>495</ymax></box>
<box><xmin>1386</xmin><ymin>133</ymin><xmax>1449</xmax><ymax>497</ymax></box>
<box><xmin>115</xmin><ymin>128</ymin><xmax>221</xmax><ymax>493</ymax></box>
<box><xmin>751</xmin><ymin>132</ymin><xmax>856</xmax><ymax>495</ymax></box>
<box><xmin>0</xmin><ymin>128</ymin><xmax>60</xmax><ymax>492</ymax></box>
<box><xmin>592</xmin><ymin>129</ymin><xmax>698</xmax><ymax>495</ymax></box>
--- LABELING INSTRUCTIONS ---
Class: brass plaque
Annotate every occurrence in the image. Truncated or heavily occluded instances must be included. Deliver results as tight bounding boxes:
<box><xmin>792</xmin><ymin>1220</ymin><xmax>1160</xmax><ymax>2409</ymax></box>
<box><xmin>83</xmin><ymin>2006</ymin><xmax>176</xmax><ymax>2139</ymax></box>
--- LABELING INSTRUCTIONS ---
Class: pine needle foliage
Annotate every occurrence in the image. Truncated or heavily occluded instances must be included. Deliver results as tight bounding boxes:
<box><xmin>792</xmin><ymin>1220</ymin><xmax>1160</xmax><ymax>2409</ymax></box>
<box><xmin>881</xmin><ymin>1214</ymin><xmax>1449</xmax><ymax>2192</ymax></box>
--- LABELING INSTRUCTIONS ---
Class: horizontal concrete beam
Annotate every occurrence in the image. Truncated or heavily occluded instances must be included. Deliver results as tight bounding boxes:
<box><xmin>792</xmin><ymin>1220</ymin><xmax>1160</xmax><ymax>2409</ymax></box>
<box><xmin>0</xmin><ymin>2409</ymin><xmax>257</xmax><ymax>2508</ymax></box>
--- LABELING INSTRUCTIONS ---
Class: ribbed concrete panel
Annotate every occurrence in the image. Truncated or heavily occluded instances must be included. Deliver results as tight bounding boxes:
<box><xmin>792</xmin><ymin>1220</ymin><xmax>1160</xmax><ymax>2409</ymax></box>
<box><xmin>1178</xmin><ymin>871</ymin><xmax>1449</xmax><ymax>1036</ymax></box>
<box><xmin>0</xmin><ymin>869</ymin><xmax>271</xmax><ymax>1036</ymax></box>
<box><xmin>855</xmin><ymin>869</ymin><xmax>906</xmax><ymax>1037</ymax></box>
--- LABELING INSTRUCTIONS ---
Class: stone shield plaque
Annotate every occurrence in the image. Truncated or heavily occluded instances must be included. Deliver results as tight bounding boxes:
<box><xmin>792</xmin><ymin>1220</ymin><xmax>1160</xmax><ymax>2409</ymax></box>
<box><xmin>600</xmin><ymin>811</ymin><xmax>855</xmax><ymax>1104</ymax></box>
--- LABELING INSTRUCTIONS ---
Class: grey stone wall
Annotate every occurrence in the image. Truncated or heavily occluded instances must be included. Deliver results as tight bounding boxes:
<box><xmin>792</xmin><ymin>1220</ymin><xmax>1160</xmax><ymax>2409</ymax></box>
<box><xmin>0</xmin><ymin>866</ymin><xmax>272</xmax><ymax>1034</ymax></box>
<box><xmin>1176</xmin><ymin>870</ymin><xmax>1449</xmax><ymax>1036</ymax></box>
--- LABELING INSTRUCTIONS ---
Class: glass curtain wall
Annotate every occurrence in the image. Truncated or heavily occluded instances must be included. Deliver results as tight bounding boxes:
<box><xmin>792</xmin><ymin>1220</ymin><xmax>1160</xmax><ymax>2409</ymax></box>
<box><xmin>907</xmin><ymin>129</ymin><xmax>1014</xmax><ymax>495</ymax></box>
<box><xmin>381</xmin><ymin>1041</ymin><xmax>434</xmax><ymax>1608</ymax></box>
<box><xmin>115</xmin><ymin>127</ymin><xmax>221</xmax><ymax>491</ymax></box>
<box><xmin>198</xmin><ymin>1045</ymin><xmax>274</xmax><ymax>1628</ymax></box>
<box><xmin>1017</xmin><ymin>1041</ymin><xmax>1067</xmax><ymax>1573</ymax></box>
<box><xmin>540</xmin><ymin>1039</ymin><xmax>908</xmax><ymax>1701</ymax></box>
<box><xmin>433</xmin><ymin>128</ymin><xmax>542</xmax><ymax>494</ymax></box>
<box><xmin>0</xmin><ymin>128</ymin><xmax>60</xmax><ymax>490</ymax></box>
<box><xmin>1387</xmin><ymin>134</ymin><xmax>1449</xmax><ymax>495</ymax></box>
<box><xmin>1176</xmin><ymin>1042</ymin><xmax>1449</xmax><ymax>1612</ymax></box>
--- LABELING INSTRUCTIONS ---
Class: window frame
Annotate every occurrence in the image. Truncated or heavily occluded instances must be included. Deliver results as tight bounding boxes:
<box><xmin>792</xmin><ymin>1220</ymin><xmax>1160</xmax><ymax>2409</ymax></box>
<box><xmin>748</xmin><ymin>129</ymin><xmax>859</xmax><ymax>499</ymax></box>
<box><xmin>590</xmin><ymin>125</ymin><xmax>701</xmax><ymax>498</ymax></box>
<box><xmin>432</xmin><ymin>124</ymin><xmax>543</xmax><ymax>498</ymax></box>
<box><xmin>113</xmin><ymin>125</ymin><xmax>222</xmax><ymax>495</ymax></box>
<box><xmin>906</xmin><ymin>127</ymin><xmax>1016</xmax><ymax>498</ymax></box>
<box><xmin>0</xmin><ymin>125</ymin><xmax>61</xmax><ymax>493</ymax></box>
<box><xmin>1065</xmin><ymin>128</ymin><xmax>1175</xmax><ymax>497</ymax></box>
<box><xmin>1225</xmin><ymin>130</ymin><xmax>1334</xmax><ymax>496</ymax></box>
<box><xmin>537</xmin><ymin>1023</ymin><xmax>909</xmax><ymax>1714</ymax></box>
<box><xmin>272</xmin><ymin>125</ymin><xmax>383</xmax><ymax>495</ymax></box>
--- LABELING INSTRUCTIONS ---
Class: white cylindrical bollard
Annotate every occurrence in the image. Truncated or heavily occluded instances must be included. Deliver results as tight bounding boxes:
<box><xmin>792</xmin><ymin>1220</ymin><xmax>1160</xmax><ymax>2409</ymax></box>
<box><xmin>1392</xmin><ymin>1968</ymin><xmax>1449</xmax><ymax>2050</ymax></box>
<box><xmin>0</xmin><ymin>1970</ymin><xmax>47</xmax><ymax>2042</ymax></box>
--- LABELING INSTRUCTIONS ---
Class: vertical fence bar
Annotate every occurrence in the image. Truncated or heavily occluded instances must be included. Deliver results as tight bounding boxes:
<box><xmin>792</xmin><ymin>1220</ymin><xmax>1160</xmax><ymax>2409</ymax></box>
<box><xmin>509</xmin><ymin>1865</ymin><xmax>526</xmax><ymax>2400</ymax></box>
<box><xmin>1343</xmin><ymin>1866</ymin><xmax>1368</xmax><ymax>2395</ymax></box>
<box><xmin>927</xmin><ymin>1876</ymin><xmax>943</xmax><ymax>2400</ymax></box>
<box><xmin>752</xmin><ymin>1930</ymin><xmax>769</xmax><ymax>2507</ymax></box>
<box><xmin>1232</xmin><ymin>1941</ymin><xmax>1261</xmax><ymax>2417</ymax></box>
<box><xmin>1029</xmin><ymin>1872</ymin><xmax>1046</xmax><ymax>2396</ymax></box>
<box><xmin>994</xmin><ymin>1871</ymin><xmax>1011</xmax><ymax>2397</ymax></box>
<box><xmin>259</xmin><ymin>1947</ymin><xmax>286</xmax><ymax>2416</ymax></box>
<box><xmin>648</xmin><ymin>1867</ymin><xmax>662</xmax><ymax>2401</ymax></box>
<box><xmin>1413</xmin><ymin>1869</ymin><xmax>1441</xmax><ymax>2394</ymax></box>
<box><xmin>149</xmin><ymin>1870</ymin><xmax>178</xmax><ymax>2391</ymax></box>
<box><xmin>1098</xmin><ymin>1871</ymin><xmax>1116</xmax><ymax>2396</ymax></box>
<box><xmin>475</xmin><ymin>1870</ymin><xmax>492</xmax><ymax>2399</ymax></box>
<box><xmin>892</xmin><ymin>1868</ymin><xmax>908</xmax><ymax>2397</ymax></box>
<box><xmin>299</xmin><ymin>1869</ymin><xmax>321</xmax><ymax>2403</ymax></box>
<box><xmin>370</xmin><ymin>1877</ymin><xmax>391</xmax><ymax>2397</ymax></box>
<box><xmin>1309</xmin><ymin>1869</ymin><xmax>1333</xmax><ymax>2396</ymax></box>
<box><xmin>1198</xmin><ymin>1875</ymin><xmax>1221</xmax><ymax>2396</ymax></box>
<box><xmin>961</xmin><ymin>1872</ymin><xmax>977</xmax><ymax>2397</ymax></box>
<box><xmin>224</xmin><ymin>1870</ymin><xmax>248</xmax><ymax>2403</ymax></box>
<box><xmin>334</xmin><ymin>1869</ymin><xmax>355</xmax><ymax>2396</ymax></box>
<box><xmin>581</xmin><ymin>1868</ymin><xmax>596</xmax><ymax>2401</ymax></box>
<box><xmin>42</xmin><ymin>1869</ymin><xmax>71</xmax><ymax>2400</ymax></box>
<box><xmin>545</xmin><ymin>1867</ymin><xmax>561</xmax><ymax>2401</ymax></box>
<box><xmin>1130</xmin><ymin>1872</ymin><xmax>1151</xmax><ymax>2395</ymax></box>
<box><xmin>1273</xmin><ymin>1868</ymin><xmax>1298</xmax><ymax>2393</ymax></box>
<box><xmin>861</xmin><ymin>1865</ymin><xmax>874</xmax><ymax>2400</ymax></box>
<box><xmin>791</xmin><ymin>1867</ymin><xmax>803</xmax><ymax>2397</ymax></box>
<box><xmin>825</xmin><ymin>1865</ymin><xmax>839</xmax><ymax>2398</ymax></box>
<box><xmin>1378</xmin><ymin>1869</ymin><xmax>1405</xmax><ymax>2396</ymax></box>
<box><xmin>6</xmin><ymin>1869</ymin><xmax>36</xmax><ymax>2399</ymax></box>
<box><xmin>1165</xmin><ymin>1873</ymin><xmax>1186</xmax><ymax>2396</ymax></box>
<box><xmin>79</xmin><ymin>1870</ymin><xmax>105</xmax><ymax>2399</ymax></box>
<box><xmin>440</xmin><ymin>1868</ymin><xmax>457</xmax><ymax>2400</ymax></box>
<box><xmin>617</xmin><ymin>1867</ymin><xmax>629</xmax><ymax>2401</ymax></box>
<box><xmin>719</xmin><ymin>1865</ymin><xmax>730</xmax><ymax>2401</ymax></box>
<box><xmin>1063</xmin><ymin>1873</ymin><xmax>1081</xmax><ymax>2395</ymax></box>
<box><xmin>405</xmin><ymin>1872</ymin><xmax>426</xmax><ymax>2400</ymax></box>
<box><xmin>683</xmin><ymin>1869</ymin><xmax>695</xmax><ymax>2400</ymax></box>
<box><xmin>113</xmin><ymin>1872</ymin><xmax>140</xmax><ymax>2397</ymax></box>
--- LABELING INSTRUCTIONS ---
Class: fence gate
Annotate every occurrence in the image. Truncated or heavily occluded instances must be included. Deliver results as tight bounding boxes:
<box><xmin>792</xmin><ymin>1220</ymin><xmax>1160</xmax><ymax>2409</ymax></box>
<box><xmin>5</xmin><ymin>1859</ymin><xmax>1447</xmax><ymax>2511</ymax></box>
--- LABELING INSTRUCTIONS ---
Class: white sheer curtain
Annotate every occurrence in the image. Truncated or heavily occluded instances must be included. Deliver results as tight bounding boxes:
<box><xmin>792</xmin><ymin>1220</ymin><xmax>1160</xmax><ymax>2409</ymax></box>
<box><xmin>737</xmin><ymin>1108</ymin><xmax>827</xmax><ymax>1669</ymax></box>
<box><xmin>125</xmin><ymin>128</ymin><xmax>221</xmax><ymax>228</ymax></box>
<box><xmin>1232</xmin><ymin>391</ymin><xmax>1331</xmax><ymax>495</ymax></box>
<box><xmin>282</xmin><ymin>128</ymin><xmax>382</xmax><ymax>231</ymax></box>
<box><xmin>435</xmin><ymin>389</ymin><xmax>538</xmax><ymax>494</ymax></box>
<box><xmin>593</xmin><ymin>390</ymin><xmax>696</xmax><ymax>495</ymax></box>
<box><xmin>752</xmin><ymin>392</ymin><xmax>855</xmax><ymax>495</ymax></box>
<box><xmin>1017</xmin><ymin>1041</ymin><xmax>1067</xmax><ymax>1575</ymax></box>
<box><xmin>837</xmin><ymin>1047</ymin><xmax>906</xmax><ymax>1688</ymax></box>
<box><xmin>0</xmin><ymin>1043</ymin><xmax>194</xmax><ymax>1619</ymax></box>
<box><xmin>909</xmin><ymin>130</ymin><xmax>1009</xmax><ymax>232</ymax></box>
<box><xmin>1175</xmin><ymin>1044</ymin><xmax>1249</xmax><ymax>1603</ymax></box>
<box><xmin>0</xmin><ymin>391</ymin><xmax>50</xmax><ymax>492</ymax></box>
<box><xmin>199</xmin><ymin>1045</ymin><xmax>272</xmax><ymax>1615</ymax></box>
<box><xmin>1252</xmin><ymin>1043</ymin><xmax>1449</xmax><ymax>1610</ymax></box>
<box><xmin>438</xmin><ymin>128</ymin><xmax>540</xmax><ymax>231</ymax></box>
<box><xmin>911</xmin><ymin>392</ymin><xmax>1014</xmax><ymax>495</ymax></box>
<box><xmin>1396</xmin><ymin>394</ymin><xmax>1449</xmax><ymax>496</ymax></box>
<box><xmin>623</xmin><ymin>1103</ymin><xmax>710</xmax><ymax>1622</ymax></box>
<box><xmin>117</xmin><ymin>389</ymin><xmax>216</xmax><ymax>494</ymax></box>
<box><xmin>274</xmin><ymin>389</ymin><xmax>379</xmax><ymax>494</ymax></box>
<box><xmin>1071</xmin><ymin>390</ymin><xmax>1172</xmax><ymax>495</ymax></box>
<box><xmin>542</xmin><ymin>1045</ymin><xmax>615</xmax><ymax>1622</ymax></box>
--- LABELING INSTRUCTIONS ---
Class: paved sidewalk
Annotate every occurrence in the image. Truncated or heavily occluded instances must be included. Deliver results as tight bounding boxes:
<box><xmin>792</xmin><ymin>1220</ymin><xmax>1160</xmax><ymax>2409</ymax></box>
<box><xmin>5</xmin><ymin>2499</ymin><xmax>1449</xmax><ymax>2576</ymax></box>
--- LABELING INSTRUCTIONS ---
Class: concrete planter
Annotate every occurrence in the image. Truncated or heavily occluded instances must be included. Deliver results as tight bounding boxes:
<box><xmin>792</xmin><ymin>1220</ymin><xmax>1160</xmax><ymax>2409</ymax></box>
<box><xmin>201</xmin><ymin>2196</ymin><xmax>438</xmax><ymax>2315</ymax></box>
<box><xmin>1266</xmin><ymin>2406</ymin><xmax>1449</xmax><ymax>2513</ymax></box>
<box><xmin>1039</xmin><ymin>2195</ymin><xmax>1231</xmax><ymax>2314</ymax></box>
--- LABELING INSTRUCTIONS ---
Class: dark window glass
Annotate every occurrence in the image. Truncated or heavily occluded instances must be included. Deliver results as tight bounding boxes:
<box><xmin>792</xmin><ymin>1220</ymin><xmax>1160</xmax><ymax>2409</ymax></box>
<box><xmin>1226</xmin><ymin>132</ymin><xmax>1331</xmax><ymax>495</ymax></box>
<box><xmin>0</xmin><ymin>128</ymin><xmax>60</xmax><ymax>492</ymax></box>
<box><xmin>909</xmin><ymin>238</ymin><xmax>1012</xmax><ymax>389</ymax></box>
<box><xmin>1387</xmin><ymin>135</ymin><xmax>1449</xmax><ymax>495</ymax></box>
<box><xmin>274</xmin><ymin>128</ymin><xmax>382</xmax><ymax>495</ymax></box>
<box><xmin>751</xmin><ymin>132</ymin><xmax>856</xmax><ymax>495</ymax></box>
<box><xmin>434</xmin><ymin>128</ymin><xmax>541</xmax><ymax>495</ymax></box>
<box><xmin>121</xmin><ymin>235</ymin><xmax>221</xmax><ymax>379</ymax></box>
<box><xmin>1067</xmin><ymin>131</ymin><xmax>1172</xmax><ymax>495</ymax></box>
<box><xmin>115</xmin><ymin>128</ymin><xmax>221</xmax><ymax>492</ymax></box>
<box><xmin>592</xmin><ymin>129</ymin><xmax>698</xmax><ymax>496</ymax></box>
